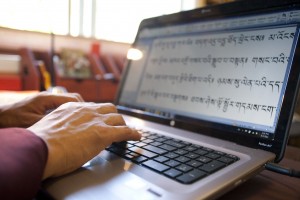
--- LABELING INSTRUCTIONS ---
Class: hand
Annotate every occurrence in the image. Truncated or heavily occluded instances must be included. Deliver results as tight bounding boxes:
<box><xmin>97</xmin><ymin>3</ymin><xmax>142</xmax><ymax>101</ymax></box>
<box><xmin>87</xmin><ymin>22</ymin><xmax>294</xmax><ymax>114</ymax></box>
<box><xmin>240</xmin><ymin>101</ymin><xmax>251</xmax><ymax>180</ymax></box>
<box><xmin>28</xmin><ymin>102</ymin><xmax>141</xmax><ymax>179</ymax></box>
<box><xmin>0</xmin><ymin>92</ymin><xmax>83</xmax><ymax>128</ymax></box>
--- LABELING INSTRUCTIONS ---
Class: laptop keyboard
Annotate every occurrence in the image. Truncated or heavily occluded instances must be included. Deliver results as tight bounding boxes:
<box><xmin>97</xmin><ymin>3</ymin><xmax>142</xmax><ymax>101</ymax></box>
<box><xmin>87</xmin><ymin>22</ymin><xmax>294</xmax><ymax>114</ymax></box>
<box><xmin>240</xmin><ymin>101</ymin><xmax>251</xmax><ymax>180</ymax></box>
<box><xmin>106</xmin><ymin>129</ymin><xmax>239</xmax><ymax>184</ymax></box>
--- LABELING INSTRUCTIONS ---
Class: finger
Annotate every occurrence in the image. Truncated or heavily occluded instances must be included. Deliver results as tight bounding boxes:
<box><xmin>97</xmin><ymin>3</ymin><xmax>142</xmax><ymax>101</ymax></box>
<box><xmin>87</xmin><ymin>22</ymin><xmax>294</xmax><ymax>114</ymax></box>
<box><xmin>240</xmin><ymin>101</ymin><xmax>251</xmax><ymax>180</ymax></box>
<box><xmin>54</xmin><ymin>93</ymin><xmax>84</xmax><ymax>103</ymax></box>
<box><xmin>108</xmin><ymin>126</ymin><xmax>142</xmax><ymax>142</ymax></box>
<box><xmin>102</xmin><ymin>113</ymin><xmax>126</xmax><ymax>126</ymax></box>
<box><xmin>67</xmin><ymin>93</ymin><xmax>84</xmax><ymax>102</ymax></box>
<box><xmin>73</xmin><ymin>102</ymin><xmax>118</xmax><ymax>114</ymax></box>
<box><xmin>87</xmin><ymin>103</ymin><xmax>118</xmax><ymax>114</ymax></box>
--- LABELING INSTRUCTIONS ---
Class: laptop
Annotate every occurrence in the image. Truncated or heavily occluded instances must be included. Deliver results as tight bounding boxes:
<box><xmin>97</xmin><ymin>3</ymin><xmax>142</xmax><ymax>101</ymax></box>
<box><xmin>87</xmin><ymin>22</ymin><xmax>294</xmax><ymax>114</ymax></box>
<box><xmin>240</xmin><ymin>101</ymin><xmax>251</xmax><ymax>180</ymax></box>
<box><xmin>44</xmin><ymin>0</ymin><xmax>300</xmax><ymax>199</ymax></box>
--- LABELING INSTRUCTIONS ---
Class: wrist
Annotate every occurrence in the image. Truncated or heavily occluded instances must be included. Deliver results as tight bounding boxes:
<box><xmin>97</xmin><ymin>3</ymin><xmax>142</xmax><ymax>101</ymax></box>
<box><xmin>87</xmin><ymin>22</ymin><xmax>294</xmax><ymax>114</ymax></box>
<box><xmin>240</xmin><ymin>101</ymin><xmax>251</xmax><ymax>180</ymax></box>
<box><xmin>40</xmin><ymin>137</ymin><xmax>63</xmax><ymax>180</ymax></box>
<box><xmin>41</xmin><ymin>136</ymin><xmax>78</xmax><ymax>180</ymax></box>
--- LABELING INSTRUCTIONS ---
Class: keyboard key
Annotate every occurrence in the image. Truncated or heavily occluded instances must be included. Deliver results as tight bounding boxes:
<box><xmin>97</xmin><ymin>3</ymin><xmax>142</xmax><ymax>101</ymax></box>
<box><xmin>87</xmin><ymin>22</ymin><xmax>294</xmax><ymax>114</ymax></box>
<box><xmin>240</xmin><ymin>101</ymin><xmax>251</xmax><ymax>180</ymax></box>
<box><xmin>161</xmin><ymin>136</ymin><xmax>173</xmax><ymax>140</ymax></box>
<box><xmin>151</xmin><ymin>141</ymin><xmax>163</xmax><ymax>146</ymax></box>
<box><xmin>175</xmin><ymin>156</ymin><xmax>190</xmax><ymax>163</ymax></box>
<box><xmin>107</xmin><ymin>146</ymin><xmax>128</xmax><ymax>156</ymax></box>
<box><xmin>147</xmin><ymin>135</ymin><xmax>159</xmax><ymax>139</ymax></box>
<box><xmin>226</xmin><ymin>154</ymin><xmax>239</xmax><ymax>161</ymax></box>
<box><xmin>123</xmin><ymin>151</ymin><xmax>139</xmax><ymax>158</ymax></box>
<box><xmin>181</xmin><ymin>141</ymin><xmax>191</xmax><ymax>146</ymax></box>
<box><xmin>135</xmin><ymin>142</ymin><xmax>147</xmax><ymax>147</ymax></box>
<box><xmin>197</xmin><ymin>156</ymin><xmax>212</xmax><ymax>163</ymax></box>
<box><xmin>206</xmin><ymin>153</ymin><xmax>220</xmax><ymax>159</ymax></box>
<box><xmin>164</xmin><ymin>140</ymin><xmax>186</xmax><ymax>148</ymax></box>
<box><xmin>176</xmin><ymin>164</ymin><xmax>193</xmax><ymax>172</ymax></box>
<box><xmin>164</xmin><ymin>152</ymin><xmax>179</xmax><ymax>159</ymax></box>
<box><xmin>194</xmin><ymin>149</ymin><xmax>208</xmax><ymax>155</ymax></box>
<box><xmin>143</xmin><ymin>145</ymin><xmax>167</xmax><ymax>155</ymax></box>
<box><xmin>129</xmin><ymin>146</ymin><xmax>158</xmax><ymax>158</ymax></box>
<box><xmin>154</xmin><ymin>156</ymin><xmax>169</xmax><ymax>163</ymax></box>
<box><xmin>217</xmin><ymin>156</ymin><xmax>234</xmax><ymax>164</ymax></box>
<box><xmin>202</xmin><ymin>147</ymin><xmax>214</xmax><ymax>152</ymax></box>
<box><xmin>183</xmin><ymin>146</ymin><xmax>197</xmax><ymax>151</ymax></box>
<box><xmin>214</xmin><ymin>151</ymin><xmax>226</xmax><ymax>156</ymax></box>
<box><xmin>155</xmin><ymin>137</ymin><xmax>168</xmax><ymax>142</ymax></box>
<box><xmin>191</xmin><ymin>144</ymin><xmax>202</xmax><ymax>149</ymax></box>
<box><xmin>132</xmin><ymin>156</ymin><xmax>148</xmax><ymax>163</ymax></box>
<box><xmin>186</xmin><ymin>160</ymin><xmax>203</xmax><ymax>168</ymax></box>
<box><xmin>127</xmin><ymin>140</ymin><xmax>139</xmax><ymax>144</ymax></box>
<box><xmin>159</xmin><ymin>144</ymin><xmax>177</xmax><ymax>151</ymax></box>
<box><xmin>164</xmin><ymin>169</ymin><xmax>182</xmax><ymax>178</ymax></box>
<box><xmin>185</xmin><ymin>152</ymin><xmax>199</xmax><ymax>159</ymax></box>
<box><xmin>141</xmin><ymin>139</ymin><xmax>153</xmax><ymax>144</ymax></box>
<box><xmin>176</xmin><ymin>169</ymin><xmax>207</xmax><ymax>184</ymax></box>
<box><xmin>174</xmin><ymin>149</ymin><xmax>188</xmax><ymax>155</ymax></box>
<box><xmin>165</xmin><ymin>160</ymin><xmax>180</xmax><ymax>167</ymax></box>
<box><xmin>198</xmin><ymin>160</ymin><xmax>226</xmax><ymax>173</ymax></box>
<box><xmin>142</xmin><ymin>160</ymin><xmax>170</xmax><ymax>172</ymax></box>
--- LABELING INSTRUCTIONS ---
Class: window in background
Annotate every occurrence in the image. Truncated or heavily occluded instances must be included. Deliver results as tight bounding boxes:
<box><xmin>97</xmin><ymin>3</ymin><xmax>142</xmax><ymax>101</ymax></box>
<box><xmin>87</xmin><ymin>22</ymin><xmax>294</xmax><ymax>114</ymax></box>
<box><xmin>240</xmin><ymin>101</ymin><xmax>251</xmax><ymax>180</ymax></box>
<box><xmin>0</xmin><ymin>0</ymin><xmax>198</xmax><ymax>43</ymax></box>
<box><xmin>69</xmin><ymin>0</ymin><xmax>80</xmax><ymax>37</ymax></box>
<box><xmin>94</xmin><ymin>0</ymin><xmax>182</xmax><ymax>43</ymax></box>
<box><xmin>0</xmin><ymin>0</ymin><xmax>69</xmax><ymax>35</ymax></box>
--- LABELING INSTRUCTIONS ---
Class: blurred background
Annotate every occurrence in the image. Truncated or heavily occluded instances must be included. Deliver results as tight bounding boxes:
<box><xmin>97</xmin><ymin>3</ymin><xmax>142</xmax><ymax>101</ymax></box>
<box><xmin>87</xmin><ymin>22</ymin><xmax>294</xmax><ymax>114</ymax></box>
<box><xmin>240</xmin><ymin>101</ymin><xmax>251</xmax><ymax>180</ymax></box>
<box><xmin>0</xmin><ymin>0</ymin><xmax>233</xmax><ymax>99</ymax></box>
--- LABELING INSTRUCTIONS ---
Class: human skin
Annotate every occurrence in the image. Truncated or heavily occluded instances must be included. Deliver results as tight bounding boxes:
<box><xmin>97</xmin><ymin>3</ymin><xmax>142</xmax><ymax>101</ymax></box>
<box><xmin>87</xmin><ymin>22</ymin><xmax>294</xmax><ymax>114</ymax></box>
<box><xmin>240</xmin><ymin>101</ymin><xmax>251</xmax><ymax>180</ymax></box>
<box><xmin>0</xmin><ymin>92</ymin><xmax>84</xmax><ymax>128</ymax></box>
<box><xmin>28</xmin><ymin>102</ymin><xmax>141</xmax><ymax>179</ymax></box>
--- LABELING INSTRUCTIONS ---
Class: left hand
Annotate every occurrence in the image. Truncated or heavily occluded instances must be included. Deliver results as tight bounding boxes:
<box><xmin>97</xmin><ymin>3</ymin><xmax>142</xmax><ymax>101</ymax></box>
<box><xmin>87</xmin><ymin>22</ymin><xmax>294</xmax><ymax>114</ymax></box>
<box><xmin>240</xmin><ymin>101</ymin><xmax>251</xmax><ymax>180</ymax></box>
<box><xmin>0</xmin><ymin>92</ymin><xmax>83</xmax><ymax>128</ymax></box>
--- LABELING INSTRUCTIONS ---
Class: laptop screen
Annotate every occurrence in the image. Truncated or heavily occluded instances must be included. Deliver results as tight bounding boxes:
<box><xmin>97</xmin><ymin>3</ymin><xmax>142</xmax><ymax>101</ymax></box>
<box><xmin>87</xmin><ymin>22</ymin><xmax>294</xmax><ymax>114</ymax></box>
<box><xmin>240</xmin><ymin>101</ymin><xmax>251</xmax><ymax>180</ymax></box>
<box><xmin>117</xmin><ymin>1</ymin><xmax>300</xmax><ymax>152</ymax></box>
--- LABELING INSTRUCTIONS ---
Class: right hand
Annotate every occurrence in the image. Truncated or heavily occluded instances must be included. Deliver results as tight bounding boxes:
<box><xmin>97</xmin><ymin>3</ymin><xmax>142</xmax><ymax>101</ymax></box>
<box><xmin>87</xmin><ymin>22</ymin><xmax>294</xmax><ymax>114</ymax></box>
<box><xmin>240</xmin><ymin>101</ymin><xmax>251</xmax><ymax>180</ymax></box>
<box><xmin>28</xmin><ymin>102</ymin><xmax>141</xmax><ymax>179</ymax></box>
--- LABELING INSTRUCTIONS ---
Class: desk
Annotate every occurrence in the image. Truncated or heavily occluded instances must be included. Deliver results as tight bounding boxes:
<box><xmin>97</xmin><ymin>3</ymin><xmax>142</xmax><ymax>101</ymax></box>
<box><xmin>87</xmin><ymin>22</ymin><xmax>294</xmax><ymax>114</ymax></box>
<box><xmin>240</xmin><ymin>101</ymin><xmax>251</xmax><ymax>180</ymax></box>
<box><xmin>220</xmin><ymin>146</ymin><xmax>300</xmax><ymax>200</ymax></box>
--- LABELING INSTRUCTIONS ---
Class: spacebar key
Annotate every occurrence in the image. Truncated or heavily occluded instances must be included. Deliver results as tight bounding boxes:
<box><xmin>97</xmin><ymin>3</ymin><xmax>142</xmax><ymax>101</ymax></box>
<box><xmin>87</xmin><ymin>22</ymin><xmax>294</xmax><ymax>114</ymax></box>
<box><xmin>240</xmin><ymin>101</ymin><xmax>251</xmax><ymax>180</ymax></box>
<box><xmin>142</xmin><ymin>160</ymin><xmax>170</xmax><ymax>172</ymax></box>
<box><xmin>129</xmin><ymin>146</ymin><xmax>157</xmax><ymax>158</ymax></box>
